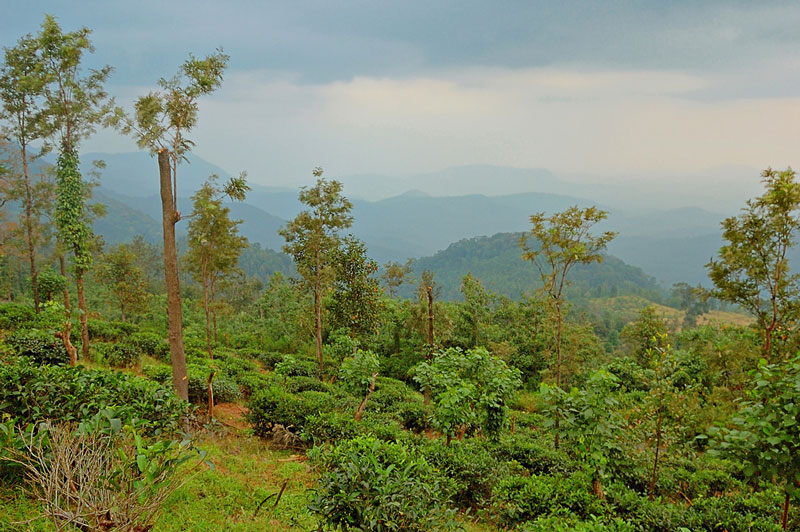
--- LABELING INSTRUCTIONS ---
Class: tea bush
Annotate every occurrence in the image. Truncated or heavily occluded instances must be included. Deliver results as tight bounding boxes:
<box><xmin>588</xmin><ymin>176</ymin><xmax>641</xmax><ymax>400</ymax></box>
<box><xmin>7</xmin><ymin>329</ymin><xmax>68</xmax><ymax>365</ymax></box>
<box><xmin>0</xmin><ymin>302</ymin><xmax>35</xmax><ymax>330</ymax></box>
<box><xmin>307</xmin><ymin>435</ymin><xmax>459</xmax><ymax>532</ymax></box>
<box><xmin>248</xmin><ymin>386</ymin><xmax>334</xmax><ymax>436</ymax></box>
<box><xmin>0</xmin><ymin>357</ymin><xmax>186</xmax><ymax>433</ymax></box>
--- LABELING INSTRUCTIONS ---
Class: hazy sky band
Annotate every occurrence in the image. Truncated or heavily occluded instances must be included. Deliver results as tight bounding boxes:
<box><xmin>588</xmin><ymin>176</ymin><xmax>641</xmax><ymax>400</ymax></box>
<box><xmin>3</xmin><ymin>1</ymin><xmax>800</xmax><ymax>186</ymax></box>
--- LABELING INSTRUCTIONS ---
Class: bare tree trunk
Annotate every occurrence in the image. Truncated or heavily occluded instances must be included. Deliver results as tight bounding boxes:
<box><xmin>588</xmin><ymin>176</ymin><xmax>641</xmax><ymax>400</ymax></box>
<box><xmin>354</xmin><ymin>373</ymin><xmax>377</xmax><ymax>422</ymax></box>
<box><xmin>423</xmin><ymin>285</ymin><xmax>434</xmax><ymax>405</ymax></box>
<box><xmin>783</xmin><ymin>490</ymin><xmax>790</xmax><ymax>531</ymax></box>
<box><xmin>120</xmin><ymin>302</ymin><xmax>126</xmax><ymax>323</ymax></box>
<box><xmin>159</xmin><ymin>149</ymin><xmax>188</xmax><ymax>401</ymax></box>
<box><xmin>59</xmin><ymin>255</ymin><xmax>70</xmax><ymax>312</ymax></box>
<box><xmin>426</xmin><ymin>285</ymin><xmax>434</xmax><ymax>350</ymax></box>
<box><xmin>554</xmin><ymin>300</ymin><xmax>563</xmax><ymax>450</ymax></box>
<box><xmin>314</xmin><ymin>249</ymin><xmax>324</xmax><ymax>377</ymax></box>
<box><xmin>202</xmin><ymin>260</ymin><xmax>213</xmax><ymax>359</ymax></box>
<box><xmin>210</xmin><ymin>275</ymin><xmax>218</xmax><ymax>345</ymax></box>
<box><xmin>57</xmin><ymin>318</ymin><xmax>78</xmax><ymax>367</ymax></box>
<box><xmin>649</xmin><ymin>405</ymin><xmax>664</xmax><ymax>500</ymax></box>
<box><xmin>207</xmin><ymin>371</ymin><xmax>215</xmax><ymax>423</ymax></box>
<box><xmin>592</xmin><ymin>475</ymin><xmax>605</xmax><ymax>500</ymax></box>
<box><xmin>21</xmin><ymin>144</ymin><xmax>40</xmax><ymax>314</ymax></box>
<box><xmin>76</xmin><ymin>272</ymin><xmax>89</xmax><ymax>360</ymax></box>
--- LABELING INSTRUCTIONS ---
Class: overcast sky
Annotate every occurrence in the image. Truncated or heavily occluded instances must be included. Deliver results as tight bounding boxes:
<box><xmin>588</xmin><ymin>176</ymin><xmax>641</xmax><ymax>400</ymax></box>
<box><xmin>4</xmin><ymin>1</ymin><xmax>800</xmax><ymax>189</ymax></box>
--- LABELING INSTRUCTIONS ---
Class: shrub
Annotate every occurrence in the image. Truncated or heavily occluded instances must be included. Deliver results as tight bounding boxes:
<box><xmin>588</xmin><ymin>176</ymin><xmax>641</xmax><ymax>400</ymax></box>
<box><xmin>106</xmin><ymin>342</ymin><xmax>143</xmax><ymax>367</ymax></box>
<box><xmin>308</xmin><ymin>435</ymin><xmax>459</xmax><ymax>532</ymax></box>
<box><xmin>275</xmin><ymin>354</ymin><xmax>318</xmax><ymax>378</ymax></box>
<box><xmin>301</xmin><ymin>411</ymin><xmax>359</xmax><ymax>445</ymax></box>
<box><xmin>88</xmin><ymin>320</ymin><xmax>138</xmax><ymax>341</ymax></box>
<box><xmin>7</xmin><ymin>329</ymin><xmax>68</xmax><ymax>365</ymax></box>
<box><xmin>418</xmin><ymin>438</ymin><xmax>518</xmax><ymax>508</ymax></box>
<box><xmin>0</xmin><ymin>357</ymin><xmax>186</xmax><ymax>433</ymax></box>
<box><xmin>0</xmin><ymin>302</ymin><xmax>35</xmax><ymax>330</ymax></box>
<box><xmin>129</xmin><ymin>331</ymin><xmax>168</xmax><ymax>359</ymax></box>
<box><xmin>247</xmin><ymin>387</ymin><xmax>333</xmax><ymax>437</ymax></box>
<box><xmin>492</xmin><ymin>431</ymin><xmax>578</xmax><ymax>476</ymax></box>
<box><xmin>238</xmin><ymin>350</ymin><xmax>284</xmax><ymax>370</ymax></box>
<box><xmin>490</xmin><ymin>472</ymin><xmax>603</xmax><ymax>527</ymax></box>
<box><xmin>142</xmin><ymin>363</ymin><xmax>240</xmax><ymax>404</ymax></box>
<box><xmin>285</xmin><ymin>375</ymin><xmax>333</xmax><ymax>394</ymax></box>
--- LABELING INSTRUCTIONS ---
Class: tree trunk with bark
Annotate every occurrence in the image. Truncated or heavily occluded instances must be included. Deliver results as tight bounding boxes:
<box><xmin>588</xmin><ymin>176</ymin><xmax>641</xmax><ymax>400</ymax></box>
<box><xmin>314</xmin><ymin>249</ymin><xmax>324</xmax><ymax>377</ymax></box>
<box><xmin>202</xmin><ymin>259</ymin><xmax>213</xmax><ymax>358</ymax></box>
<box><xmin>159</xmin><ymin>149</ymin><xmax>188</xmax><ymax>401</ymax></box>
<box><xmin>21</xmin><ymin>145</ymin><xmax>40</xmax><ymax>314</ymax></box>
<box><xmin>76</xmin><ymin>272</ymin><xmax>89</xmax><ymax>360</ymax></box>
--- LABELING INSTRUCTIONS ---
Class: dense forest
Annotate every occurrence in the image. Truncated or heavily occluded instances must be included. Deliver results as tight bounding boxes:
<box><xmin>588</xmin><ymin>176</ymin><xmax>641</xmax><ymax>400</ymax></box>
<box><xmin>3</xmin><ymin>15</ymin><xmax>800</xmax><ymax>532</ymax></box>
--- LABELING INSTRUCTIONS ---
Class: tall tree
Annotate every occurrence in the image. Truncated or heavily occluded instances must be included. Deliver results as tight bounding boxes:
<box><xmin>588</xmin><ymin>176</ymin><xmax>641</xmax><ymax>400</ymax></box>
<box><xmin>707</xmin><ymin>168</ymin><xmax>800</xmax><ymax>360</ymax></box>
<box><xmin>457</xmin><ymin>272</ymin><xmax>491</xmax><ymax>348</ymax></box>
<box><xmin>112</xmin><ymin>51</ymin><xmax>229</xmax><ymax>400</ymax></box>
<box><xmin>0</xmin><ymin>33</ymin><xmax>48</xmax><ymax>313</ymax></box>
<box><xmin>38</xmin><ymin>14</ymin><xmax>112</xmax><ymax>363</ymax></box>
<box><xmin>186</xmin><ymin>174</ymin><xmax>249</xmax><ymax>358</ymax></box>
<box><xmin>95</xmin><ymin>243</ymin><xmax>149</xmax><ymax>322</ymax></box>
<box><xmin>381</xmin><ymin>259</ymin><xmax>412</xmax><ymax>298</ymax></box>
<box><xmin>520</xmin><ymin>205</ymin><xmax>616</xmax><ymax>448</ymax></box>
<box><xmin>280</xmin><ymin>168</ymin><xmax>353</xmax><ymax>376</ymax></box>
<box><xmin>329</xmin><ymin>235</ymin><xmax>382</xmax><ymax>342</ymax></box>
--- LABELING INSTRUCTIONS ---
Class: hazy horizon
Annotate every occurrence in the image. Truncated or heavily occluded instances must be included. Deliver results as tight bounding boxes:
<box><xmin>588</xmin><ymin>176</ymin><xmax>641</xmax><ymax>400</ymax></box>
<box><xmin>4</xmin><ymin>1</ymin><xmax>799</xmax><ymax>204</ymax></box>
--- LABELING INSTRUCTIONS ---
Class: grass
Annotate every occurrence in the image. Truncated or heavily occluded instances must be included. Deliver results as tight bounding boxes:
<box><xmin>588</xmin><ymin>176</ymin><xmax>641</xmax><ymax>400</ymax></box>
<box><xmin>0</xmin><ymin>409</ymin><xmax>496</xmax><ymax>532</ymax></box>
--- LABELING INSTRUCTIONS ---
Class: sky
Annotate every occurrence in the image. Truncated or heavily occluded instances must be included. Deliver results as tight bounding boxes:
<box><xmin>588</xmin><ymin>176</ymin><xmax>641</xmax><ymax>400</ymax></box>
<box><xmin>3</xmin><ymin>1</ymin><xmax>800</xmax><ymax>193</ymax></box>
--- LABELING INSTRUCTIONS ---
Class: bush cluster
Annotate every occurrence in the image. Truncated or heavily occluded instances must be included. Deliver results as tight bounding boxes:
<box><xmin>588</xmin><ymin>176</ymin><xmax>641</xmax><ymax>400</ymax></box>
<box><xmin>0</xmin><ymin>356</ymin><xmax>186</xmax><ymax>433</ymax></box>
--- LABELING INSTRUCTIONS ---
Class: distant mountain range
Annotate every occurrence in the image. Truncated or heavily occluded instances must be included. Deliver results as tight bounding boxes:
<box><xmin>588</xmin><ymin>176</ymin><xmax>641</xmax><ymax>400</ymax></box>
<box><xmin>74</xmin><ymin>150</ymin><xmax>772</xmax><ymax>289</ymax></box>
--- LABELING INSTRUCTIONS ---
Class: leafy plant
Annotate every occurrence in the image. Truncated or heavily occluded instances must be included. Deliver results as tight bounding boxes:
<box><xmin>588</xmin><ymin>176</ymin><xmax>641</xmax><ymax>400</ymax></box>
<box><xmin>307</xmin><ymin>435</ymin><xmax>459</xmax><ymax>531</ymax></box>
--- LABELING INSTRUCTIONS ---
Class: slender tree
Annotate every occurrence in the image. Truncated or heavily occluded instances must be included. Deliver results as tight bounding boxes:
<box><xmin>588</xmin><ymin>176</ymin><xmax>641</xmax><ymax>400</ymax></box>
<box><xmin>95</xmin><ymin>243</ymin><xmax>149</xmax><ymax>322</ymax></box>
<box><xmin>520</xmin><ymin>205</ymin><xmax>616</xmax><ymax>448</ymax></box>
<box><xmin>112</xmin><ymin>51</ymin><xmax>229</xmax><ymax>400</ymax></box>
<box><xmin>280</xmin><ymin>168</ymin><xmax>353</xmax><ymax>376</ymax></box>
<box><xmin>0</xmin><ymin>33</ymin><xmax>48</xmax><ymax>313</ymax></box>
<box><xmin>38</xmin><ymin>15</ymin><xmax>112</xmax><ymax>362</ymax></box>
<box><xmin>329</xmin><ymin>235</ymin><xmax>382</xmax><ymax>342</ymax></box>
<box><xmin>381</xmin><ymin>259</ymin><xmax>412</xmax><ymax>298</ymax></box>
<box><xmin>186</xmin><ymin>174</ymin><xmax>249</xmax><ymax>358</ymax></box>
<box><xmin>707</xmin><ymin>168</ymin><xmax>800</xmax><ymax>360</ymax></box>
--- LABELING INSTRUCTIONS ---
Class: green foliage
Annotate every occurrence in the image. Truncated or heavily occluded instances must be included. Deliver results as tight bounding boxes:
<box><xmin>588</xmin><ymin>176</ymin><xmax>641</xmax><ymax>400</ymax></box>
<box><xmin>0</xmin><ymin>302</ymin><xmax>35</xmax><ymax>330</ymax></box>
<box><xmin>0</xmin><ymin>356</ymin><xmax>186</xmax><ymax>433</ymax></box>
<box><xmin>129</xmin><ymin>331</ymin><xmax>169</xmax><ymax>358</ymax></box>
<box><xmin>328</xmin><ymin>235</ymin><xmax>382</xmax><ymax>339</ymax></box>
<box><xmin>87</xmin><ymin>318</ymin><xmax>139</xmax><ymax>341</ymax></box>
<box><xmin>620</xmin><ymin>306</ymin><xmax>669</xmax><ymax>365</ymax></box>
<box><xmin>96</xmin><ymin>242</ymin><xmax>150</xmax><ymax>320</ymax></box>
<box><xmin>247</xmin><ymin>386</ymin><xmax>334</xmax><ymax>437</ymax></box>
<box><xmin>338</xmin><ymin>349</ymin><xmax>380</xmax><ymax>396</ymax></box>
<box><xmin>710</xmin><ymin>355</ymin><xmax>800</xmax><ymax>505</ymax></box>
<box><xmin>707</xmin><ymin>168</ymin><xmax>800</xmax><ymax>359</ymax></box>
<box><xmin>55</xmin><ymin>147</ymin><xmax>93</xmax><ymax>272</ymax></box>
<box><xmin>92</xmin><ymin>340</ymin><xmax>142</xmax><ymax>367</ymax></box>
<box><xmin>275</xmin><ymin>353</ymin><xmax>319</xmax><ymax>378</ymax></box>
<box><xmin>490</xmin><ymin>471</ymin><xmax>604</xmax><ymax>526</ymax></box>
<box><xmin>417</xmin><ymin>438</ymin><xmax>517</xmax><ymax>508</ymax></box>
<box><xmin>144</xmin><ymin>363</ymin><xmax>241</xmax><ymax>404</ymax></box>
<box><xmin>301</xmin><ymin>411</ymin><xmax>359</xmax><ymax>445</ymax></box>
<box><xmin>414</xmin><ymin>347</ymin><xmax>521</xmax><ymax>441</ymax></box>
<box><xmin>307</xmin><ymin>435</ymin><xmax>459</xmax><ymax>532</ymax></box>
<box><xmin>7</xmin><ymin>329</ymin><xmax>67</xmax><ymax>365</ymax></box>
<box><xmin>35</xmin><ymin>266</ymin><xmax>65</xmax><ymax>302</ymax></box>
<box><xmin>540</xmin><ymin>370</ymin><xmax>623</xmax><ymax>485</ymax></box>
